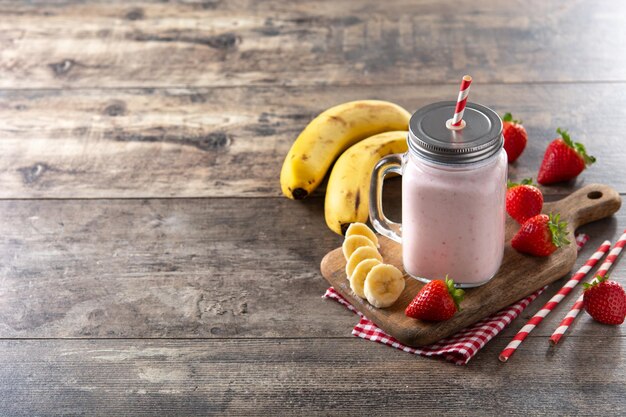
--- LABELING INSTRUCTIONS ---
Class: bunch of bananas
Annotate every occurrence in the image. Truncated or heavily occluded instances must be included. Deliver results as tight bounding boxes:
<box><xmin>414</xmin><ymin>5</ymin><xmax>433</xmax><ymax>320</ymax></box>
<box><xmin>279</xmin><ymin>100</ymin><xmax>411</xmax><ymax>235</ymax></box>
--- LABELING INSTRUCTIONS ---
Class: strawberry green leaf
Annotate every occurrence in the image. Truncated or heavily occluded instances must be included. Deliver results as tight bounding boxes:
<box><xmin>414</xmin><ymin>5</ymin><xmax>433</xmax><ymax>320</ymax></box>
<box><xmin>508</xmin><ymin>178</ymin><xmax>535</xmax><ymax>188</ymax></box>
<box><xmin>502</xmin><ymin>113</ymin><xmax>522</xmax><ymax>124</ymax></box>
<box><xmin>557</xmin><ymin>128</ymin><xmax>572</xmax><ymax>146</ymax></box>
<box><xmin>547</xmin><ymin>213</ymin><xmax>571</xmax><ymax>248</ymax></box>
<box><xmin>583</xmin><ymin>274</ymin><xmax>608</xmax><ymax>290</ymax></box>
<box><xmin>557</xmin><ymin>128</ymin><xmax>596</xmax><ymax>166</ymax></box>
<box><xmin>445</xmin><ymin>275</ymin><xmax>465</xmax><ymax>311</ymax></box>
<box><xmin>573</xmin><ymin>141</ymin><xmax>596</xmax><ymax>166</ymax></box>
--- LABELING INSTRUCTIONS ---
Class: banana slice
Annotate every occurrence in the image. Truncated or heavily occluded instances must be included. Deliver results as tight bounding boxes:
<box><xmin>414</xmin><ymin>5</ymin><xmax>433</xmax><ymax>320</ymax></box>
<box><xmin>364</xmin><ymin>264</ymin><xmax>405</xmax><ymax>308</ymax></box>
<box><xmin>345</xmin><ymin>222</ymin><xmax>379</xmax><ymax>247</ymax></box>
<box><xmin>349</xmin><ymin>258</ymin><xmax>382</xmax><ymax>298</ymax></box>
<box><xmin>345</xmin><ymin>246</ymin><xmax>383</xmax><ymax>278</ymax></box>
<box><xmin>342</xmin><ymin>235</ymin><xmax>377</xmax><ymax>261</ymax></box>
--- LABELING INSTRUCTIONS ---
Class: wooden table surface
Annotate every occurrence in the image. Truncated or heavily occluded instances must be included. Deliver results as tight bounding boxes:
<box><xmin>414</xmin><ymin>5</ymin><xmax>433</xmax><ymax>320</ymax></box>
<box><xmin>0</xmin><ymin>1</ymin><xmax>625</xmax><ymax>415</ymax></box>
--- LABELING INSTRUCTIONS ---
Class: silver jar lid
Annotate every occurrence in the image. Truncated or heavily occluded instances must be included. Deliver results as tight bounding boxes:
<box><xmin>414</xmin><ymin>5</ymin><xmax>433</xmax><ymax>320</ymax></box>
<box><xmin>408</xmin><ymin>101</ymin><xmax>503</xmax><ymax>164</ymax></box>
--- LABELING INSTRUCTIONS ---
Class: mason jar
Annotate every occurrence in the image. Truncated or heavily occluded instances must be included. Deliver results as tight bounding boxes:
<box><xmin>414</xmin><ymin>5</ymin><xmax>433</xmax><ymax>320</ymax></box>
<box><xmin>369</xmin><ymin>101</ymin><xmax>507</xmax><ymax>288</ymax></box>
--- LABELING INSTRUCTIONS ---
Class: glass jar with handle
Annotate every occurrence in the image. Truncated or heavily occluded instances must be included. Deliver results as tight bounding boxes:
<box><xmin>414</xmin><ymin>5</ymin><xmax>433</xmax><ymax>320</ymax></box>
<box><xmin>369</xmin><ymin>101</ymin><xmax>507</xmax><ymax>288</ymax></box>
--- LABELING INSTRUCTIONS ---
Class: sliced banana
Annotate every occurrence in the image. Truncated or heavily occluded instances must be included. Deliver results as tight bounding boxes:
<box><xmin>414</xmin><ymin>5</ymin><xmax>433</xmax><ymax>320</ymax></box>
<box><xmin>345</xmin><ymin>222</ymin><xmax>379</xmax><ymax>247</ymax></box>
<box><xmin>342</xmin><ymin>235</ymin><xmax>377</xmax><ymax>261</ymax></box>
<box><xmin>349</xmin><ymin>258</ymin><xmax>382</xmax><ymax>299</ymax></box>
<box><xmin>364</xmin><ymin>264</ymin><xmax>405</xmax><ymax>308</ymax></box>
<box><xmin>345</xmin><ymin>246</ymin><xmax>383</xmax><ymax>278</ymax></box>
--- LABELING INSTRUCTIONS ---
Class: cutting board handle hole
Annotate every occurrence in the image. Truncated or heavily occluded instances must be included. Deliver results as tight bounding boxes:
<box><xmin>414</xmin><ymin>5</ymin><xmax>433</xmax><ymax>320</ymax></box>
<box><xmin>587</xmin><ymin>191</ymin><xmax>603</xmax><ymax>200</ymax></box>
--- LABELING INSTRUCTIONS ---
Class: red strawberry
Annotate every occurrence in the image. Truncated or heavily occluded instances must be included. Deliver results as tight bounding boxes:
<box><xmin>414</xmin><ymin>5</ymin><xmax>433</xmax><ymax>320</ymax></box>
<box><xmin>502</xmin><ymin>113</ymin><xmax>528</xmax><ymax>163</ymax></box>
<box><xmin>506</xmin><ymin>178</ymin><xmax>544</xmax><ymax>224</ymax></box>
<box><xmin>537</xmin><ymin>128</ymin><xmax>595</xmax><ymax>185</ymax></box>
<box><xmin>511</xmin><ymin>213</ymin><xmax>570</xmax><ymax>257</ymax></box>
<box><xmin>583</xmin><ymin>275</ymin><xmax>626</xmax><ymax>325</ymax></box>
<box><xmin>405</xmin><ymin>276</ymin><xmax>465</xmax><ymax>322</ymax></box>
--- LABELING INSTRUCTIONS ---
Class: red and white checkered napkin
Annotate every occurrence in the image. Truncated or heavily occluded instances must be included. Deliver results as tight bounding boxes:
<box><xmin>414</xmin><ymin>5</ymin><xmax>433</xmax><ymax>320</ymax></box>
<box><xmin>323</xmin><ymin>234</ymin><xmax>589</xmax><ymax>365</ymax></box>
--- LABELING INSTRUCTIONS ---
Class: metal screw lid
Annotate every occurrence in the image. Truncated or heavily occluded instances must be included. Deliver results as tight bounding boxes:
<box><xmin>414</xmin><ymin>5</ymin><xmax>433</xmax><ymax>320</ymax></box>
<box><xmin>408</xmin><ymin>101</ymin><xmax>503</xmax><ymax>165</ymax></box>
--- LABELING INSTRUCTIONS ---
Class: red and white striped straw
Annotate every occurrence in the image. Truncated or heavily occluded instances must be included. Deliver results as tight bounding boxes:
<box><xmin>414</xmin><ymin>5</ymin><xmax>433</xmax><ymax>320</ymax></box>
<box><xmin>499</xmin><ymin>238</ymin><xmax>609</xmax><ymax>362</ymax></box>
<box><xmin>549</xmin><ymin>230</ymin><xmax>626</xmax><ymax>346</ymax></box>
<box><xmin>450</xmin><ymin>75</ymin><xmax>472</xmax><ymax>127</ymax></box>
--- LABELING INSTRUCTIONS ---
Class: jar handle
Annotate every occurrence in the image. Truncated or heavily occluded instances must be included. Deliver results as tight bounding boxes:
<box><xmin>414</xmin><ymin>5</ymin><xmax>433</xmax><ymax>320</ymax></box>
<box><xmin>369</xmin><ymin>153</ymin><xmax>404</xmax><ymax>244</ymax></box>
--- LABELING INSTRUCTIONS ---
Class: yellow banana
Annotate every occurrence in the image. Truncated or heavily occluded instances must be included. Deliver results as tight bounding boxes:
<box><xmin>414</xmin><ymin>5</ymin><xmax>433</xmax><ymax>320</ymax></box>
<box><xmin>324</xmin><ymin>131</ymin><xmax>408</xmax><ymax>235</ymax></box>
<box><xmin>280</xmin><ymin>100</ymin><xmax>410</xmax><ymax>200</ymax></box>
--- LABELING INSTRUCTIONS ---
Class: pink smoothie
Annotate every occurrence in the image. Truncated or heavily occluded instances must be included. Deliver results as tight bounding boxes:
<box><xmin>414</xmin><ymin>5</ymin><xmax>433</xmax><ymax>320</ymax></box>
<box><xmin>401</xmin><ymin>149</ymin><xmax>507</xmax><ymax>286</ymax></box>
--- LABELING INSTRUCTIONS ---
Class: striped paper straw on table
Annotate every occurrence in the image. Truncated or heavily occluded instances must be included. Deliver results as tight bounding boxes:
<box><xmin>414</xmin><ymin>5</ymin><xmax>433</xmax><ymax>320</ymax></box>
<box><xmin>549</xmin><ymin>230</ymin><xmax>626</xmax><ymax>346</ymax></box>
<box><xmin>499</xmin><ymin>238</ymin><xmax>609</xmax><ymax>362</ymax></box>
<box><xmin>449</xmin><ymin>75</ymin><xmax>472</xmax><ymax>127</ymax></box>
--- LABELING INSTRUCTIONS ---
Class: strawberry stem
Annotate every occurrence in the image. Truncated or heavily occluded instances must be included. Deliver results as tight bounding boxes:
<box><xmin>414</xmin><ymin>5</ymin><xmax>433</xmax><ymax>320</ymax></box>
<box><xmin>556</xmin><ymin>128</ymin><xmax>596</xmax><ymax>166</ymax></box>
<box><xmin>547</xmin><ymin>213</ymin><xmax>571</xmax><ymax>248</ymax></box>
<box><xmin>445</xmin><ymin>275</ymin><xmax>465</xmax><ymax>311</ymax></box>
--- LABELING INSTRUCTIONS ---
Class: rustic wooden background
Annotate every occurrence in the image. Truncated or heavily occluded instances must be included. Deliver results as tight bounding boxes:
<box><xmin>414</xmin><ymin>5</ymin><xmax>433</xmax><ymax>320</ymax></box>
<box><xmin>0</xmin><ymin>0</ymin><xmax>624</xmax><ymax>415</ymax></box>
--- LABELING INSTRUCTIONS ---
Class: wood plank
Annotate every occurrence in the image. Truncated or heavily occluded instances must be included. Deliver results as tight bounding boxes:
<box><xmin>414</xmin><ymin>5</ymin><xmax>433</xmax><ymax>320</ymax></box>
<box><xmin>0</xmin><ymin>197</ymin><xmax>623</xmax><ymax>339</ymax></box>
<box><xmin>0</xmin><ymin>338</ymin><xmax>624</xmax><ymax>416</ymax></box>
<box><xmin>0</xmin><ymin>1</ymin><xmax>625</xmax><ymax>88</ymax></box>
<box><xmin>0</xmin><ymin>83</ymin><xmax>625</xmax><ymax>198</ymax></box>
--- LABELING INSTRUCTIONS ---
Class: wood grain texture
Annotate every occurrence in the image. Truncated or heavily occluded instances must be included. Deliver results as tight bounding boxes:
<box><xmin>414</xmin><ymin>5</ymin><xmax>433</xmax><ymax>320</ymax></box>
<box><xmin>321</xmin><ymin>185</ymin><xmax>621</xmax><ymax>346</ymax></box>
<box><xmin>0</xmin><ymin>338</ymin><xmax>624</xmax><ymax>416</ymax></box>
<box><xmin>0</xmin><ymin>83</ymin><xmax>625</xmax><ymax>198</ymax></box>
<box><xmin>0</xmin><ymin>0</ymin><xmax>625</xmax><ymax>413</ymax></box>
<box><xmin>0</xmin><ymin>0</ymin><xmax>625</xmax><ymax>88</ymax></box>
<box><xmin>0</xmin><ymin>197</ymin><xmax>344</xmax><ymax>338</ymax></box>
<box><xmin>0</xmin><ymin>194</ymin><xmax>623</xmax><ymax>340</ymax></box>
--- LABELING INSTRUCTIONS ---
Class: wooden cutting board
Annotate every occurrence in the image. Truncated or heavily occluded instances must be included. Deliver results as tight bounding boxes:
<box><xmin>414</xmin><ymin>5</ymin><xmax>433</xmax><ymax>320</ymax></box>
<box><xmin>320</xmin><ymin>183</ymin><xmax>622</xmax><ymax>347</ymax></box>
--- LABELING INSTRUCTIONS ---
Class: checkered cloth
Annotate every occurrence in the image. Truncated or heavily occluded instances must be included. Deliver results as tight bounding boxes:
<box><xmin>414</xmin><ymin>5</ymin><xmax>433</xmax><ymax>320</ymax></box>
<box><xmin>323</xmin><ymin>234</ymin><xmax>589</xmax><ymax>365</ymax></box>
